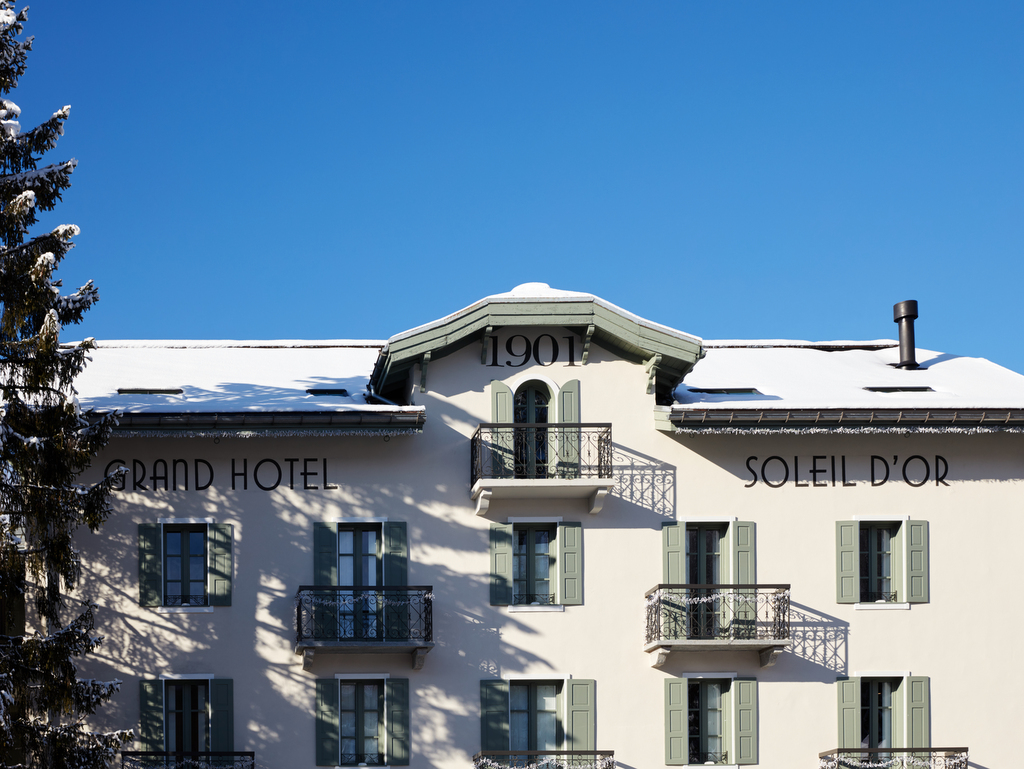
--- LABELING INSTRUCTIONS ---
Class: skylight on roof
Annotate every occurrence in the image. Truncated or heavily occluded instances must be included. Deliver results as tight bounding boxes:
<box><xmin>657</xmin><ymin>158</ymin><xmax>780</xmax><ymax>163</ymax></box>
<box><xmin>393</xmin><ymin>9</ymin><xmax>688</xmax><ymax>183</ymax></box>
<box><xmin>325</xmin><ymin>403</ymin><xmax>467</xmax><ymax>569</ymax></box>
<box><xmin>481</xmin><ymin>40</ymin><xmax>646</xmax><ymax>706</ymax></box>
<box><xmin>117</xmin><ymin>388</ymin><xmax>183</xmax><ymax>395</ymax></box>
<box><xmin>306</xmin><ymin>388</ymin><xmax>350</xmax><ymax>397</ymax></box>
<box><xmin>864</xmin><ymin>386</ymin><xmax>935</xmax><ymax>393</ymax></box>
<box><xmin>688</xmin><ymin>388</ymin><xmax>762</xmax><ymax>395</ymax></box>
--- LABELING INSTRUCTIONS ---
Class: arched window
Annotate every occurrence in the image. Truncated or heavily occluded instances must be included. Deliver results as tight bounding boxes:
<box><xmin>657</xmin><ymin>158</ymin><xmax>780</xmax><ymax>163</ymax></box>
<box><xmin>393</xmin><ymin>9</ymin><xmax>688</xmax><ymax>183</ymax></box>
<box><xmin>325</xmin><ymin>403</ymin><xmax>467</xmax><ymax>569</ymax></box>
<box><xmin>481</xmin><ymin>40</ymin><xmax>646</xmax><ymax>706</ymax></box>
<box><xmin>514</xmin><ymin>381</ymin><xmax>551</xmax><ymax>479</ymax></box>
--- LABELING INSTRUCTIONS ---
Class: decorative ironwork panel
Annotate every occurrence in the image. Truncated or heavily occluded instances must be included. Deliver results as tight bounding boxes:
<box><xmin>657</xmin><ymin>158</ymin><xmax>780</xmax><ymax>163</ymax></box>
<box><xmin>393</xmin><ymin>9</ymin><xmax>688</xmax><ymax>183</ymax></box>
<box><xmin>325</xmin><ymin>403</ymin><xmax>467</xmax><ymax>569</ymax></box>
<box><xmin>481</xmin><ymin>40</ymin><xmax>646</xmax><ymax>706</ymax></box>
<box><xmin>472</xmin><ymin>750</ymin><xmax>615</xmax><ymax>769</ymax></box>
<box><xmin>690</xmin><ymin>751</ymin><xmax>728</xmax><ymax>765</ymax></box>
<box><xmin>644</xmin><ymin>585</ymin><xmax>791</xmax><ymax>645</ymax></box>
<box><xmin>860</xmin><ymin>591</ymin><xmax>898</xmax><ymax>603</ymax></box>
<box><xmin>164</xmin><ymin>594</ymin><xmax>208</xmax><ymax>607</ymax></box>
<box><xmin>294</xmin><ymin>586</ymin><xmax>433</xmax><ymax>646</ymax></box>
<box><xmin>512</xmin><ymin>593</ymin><xmax>555</xmax><ymax>606</ymax></box>
<box><xmin>470</xmin><ymin>424</ymin><xmax>613</xmax><ymax>484</ymax></box>
<box><xmin>818</xmin><ymin>748</ymin><xmax>969</xmax><ymax>769</ymax></box>
<box><xmin>122</xmin><ymin>752</ymin><xmax>255</xmax><ymax>769</ymax></box>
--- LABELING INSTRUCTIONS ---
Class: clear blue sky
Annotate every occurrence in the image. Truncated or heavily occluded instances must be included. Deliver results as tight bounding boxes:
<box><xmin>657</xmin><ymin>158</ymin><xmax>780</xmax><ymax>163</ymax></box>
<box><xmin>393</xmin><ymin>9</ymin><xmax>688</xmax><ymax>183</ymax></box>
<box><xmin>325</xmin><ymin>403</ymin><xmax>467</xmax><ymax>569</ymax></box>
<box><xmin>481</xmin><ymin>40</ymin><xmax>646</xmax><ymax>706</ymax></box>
<box><xmin>17</xmin><ymin>2</ymin><xmax>1024</xmax><ymax>371</ymax></box>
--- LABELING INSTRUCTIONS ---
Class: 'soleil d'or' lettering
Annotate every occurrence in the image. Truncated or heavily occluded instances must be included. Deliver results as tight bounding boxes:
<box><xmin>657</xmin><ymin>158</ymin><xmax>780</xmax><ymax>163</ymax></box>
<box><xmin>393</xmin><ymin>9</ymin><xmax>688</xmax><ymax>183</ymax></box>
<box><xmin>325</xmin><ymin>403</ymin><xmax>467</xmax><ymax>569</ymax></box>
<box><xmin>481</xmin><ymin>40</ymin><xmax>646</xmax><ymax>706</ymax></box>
<box><xmin>104</xmin><ymin>457</ymin><xmax>339</xmax><ymax>492</ymax></box>
<box><xmin>744</xmin><ymin>454</ymin><xmax>949</xmax><ymax>488</ymax></box>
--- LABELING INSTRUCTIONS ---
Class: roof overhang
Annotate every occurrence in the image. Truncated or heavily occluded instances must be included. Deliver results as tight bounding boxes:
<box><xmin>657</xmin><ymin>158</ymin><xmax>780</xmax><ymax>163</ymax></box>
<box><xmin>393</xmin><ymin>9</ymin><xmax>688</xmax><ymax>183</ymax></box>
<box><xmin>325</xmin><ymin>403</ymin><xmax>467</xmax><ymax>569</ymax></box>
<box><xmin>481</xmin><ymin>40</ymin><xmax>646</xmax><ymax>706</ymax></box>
<box><xmin>669</xmin><ymin>407</ymin><xmax>1024</xmax><ymax>434</ymax></box>
<box><xmin>370</xmin><ymin>290</ymin><xmax>703</xmax><ymax>404</ymax></box>
<box><xmin>102</xmin><ymin>409</ymin><xmax>425</xmax><ymax>438</ymax></box>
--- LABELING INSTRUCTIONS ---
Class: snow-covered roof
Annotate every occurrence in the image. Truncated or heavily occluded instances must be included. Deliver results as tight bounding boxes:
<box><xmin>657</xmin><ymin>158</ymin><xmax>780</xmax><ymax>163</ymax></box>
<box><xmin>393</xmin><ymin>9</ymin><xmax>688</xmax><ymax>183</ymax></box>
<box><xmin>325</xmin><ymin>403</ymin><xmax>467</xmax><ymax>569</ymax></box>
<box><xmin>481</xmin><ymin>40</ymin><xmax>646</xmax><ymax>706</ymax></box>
<box><xmin>75</xmin><ymin>340</ymin><xmax>419</xmax><ymax>415</ymax></box>
<box><xmin>674</xmin><ymin>341</ymin><xmax>1024</xmax><ymax>411</ymax></box>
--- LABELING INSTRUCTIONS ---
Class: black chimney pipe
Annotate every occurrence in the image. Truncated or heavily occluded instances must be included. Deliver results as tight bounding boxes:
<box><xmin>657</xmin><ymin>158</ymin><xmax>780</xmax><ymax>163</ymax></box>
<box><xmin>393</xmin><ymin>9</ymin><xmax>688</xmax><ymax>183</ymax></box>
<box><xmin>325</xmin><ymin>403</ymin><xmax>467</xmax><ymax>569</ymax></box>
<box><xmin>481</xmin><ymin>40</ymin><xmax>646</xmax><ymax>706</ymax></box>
<box><xmin>893</xmin><ymin>300</ymin><xmax>919</xmax><ymax>369</ymax></box>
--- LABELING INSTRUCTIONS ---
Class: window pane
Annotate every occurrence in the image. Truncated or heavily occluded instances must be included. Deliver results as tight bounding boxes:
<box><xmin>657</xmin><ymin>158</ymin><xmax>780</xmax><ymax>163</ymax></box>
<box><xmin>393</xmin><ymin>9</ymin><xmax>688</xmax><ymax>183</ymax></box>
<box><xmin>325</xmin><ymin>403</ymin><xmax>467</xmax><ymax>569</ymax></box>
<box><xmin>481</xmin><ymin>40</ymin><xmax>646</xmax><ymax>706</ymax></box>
<box><xmin>190</xmin><ymin>556</ymin><xmax>204</xmax><ymax>581</ymax></box>
<box><xmin>166</xmin><ymin>532</ymin><xmax>181</xmax><ymax>555</ymax></box>
<box><xmin>536</xmin><ymin>711</ymin><xmax>557</xmax><ymax>750</ymax></box>
<box><xmin>167</xmin><ymin>558</ymin><xmax>181</xmax><ymax>581</ymax></box>
<box><xmin>189</xmin><ymin>531</ymin><xmax>204</xmax><ymax>556</ymax></box>
<box><xmin>340</xmin><ymin>684</ymin><xmax>356</xmax><ymax>711</ymax></box>
<box><xmin>341</xmin><ymin>711</ymin><xmax>355</xmax><ymax>737</ymax></box>
<box><xmin>363</xmin><ymin>684</ymin><xmax>378</xmax><ymax>710</ymax></box>
<box><xmin>537</xmin><ymin>685</ymin><xmax>557</xmax><ymax>710</ymax></box>
<box><xmin>510</xmin><ymin>711</ymin><xmax>529</xmax><ymax>751</ymax></box>
<box><xmin>338</xmin><ymin>531</ymin><xmax>354</xmax><ymax>555</ymax></box>
<box><xmin>339</xmin><ymin>556</ymin><xmax>354</xmax><ymax>586</ymax></box>
<box><xmin>510</xmin><ymin>685</ymin><xmax>528</xmax><ymax>710</ymax></box>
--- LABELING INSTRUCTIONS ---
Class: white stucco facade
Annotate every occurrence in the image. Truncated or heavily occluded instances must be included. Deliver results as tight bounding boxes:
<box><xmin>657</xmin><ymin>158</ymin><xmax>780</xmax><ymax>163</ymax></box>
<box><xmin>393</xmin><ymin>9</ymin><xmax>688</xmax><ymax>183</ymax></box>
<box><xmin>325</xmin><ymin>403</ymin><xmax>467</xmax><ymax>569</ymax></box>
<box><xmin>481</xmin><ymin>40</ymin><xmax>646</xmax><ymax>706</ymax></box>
<box><xmin>69</xmin><ymin>286</ymin><xmax>1018</xmax><ymax>769</ymax></box>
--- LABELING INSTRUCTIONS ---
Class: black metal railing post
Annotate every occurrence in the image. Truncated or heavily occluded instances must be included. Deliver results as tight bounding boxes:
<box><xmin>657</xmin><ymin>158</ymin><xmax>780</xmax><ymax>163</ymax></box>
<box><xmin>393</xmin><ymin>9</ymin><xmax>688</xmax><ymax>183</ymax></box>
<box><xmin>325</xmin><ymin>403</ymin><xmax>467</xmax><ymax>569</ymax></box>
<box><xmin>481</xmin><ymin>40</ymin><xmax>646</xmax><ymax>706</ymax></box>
<box><xmin>294</xmin><ymin>586</ymin><xmax>433</xmax><ymax>646</ymax></box>
<box><xmin>818</xmin><ymin>748</ymin><xmax>969</xmax><ymax>769</ymax></box>
<box><xmin>471</xmin><ymin>423</ymin><xmax>613</xmax><ymax>485</ymax></box>
<box><xmin>645</xmin><ymin>584</ymin><xmax>792</xmax><ymax>645</ymax></box>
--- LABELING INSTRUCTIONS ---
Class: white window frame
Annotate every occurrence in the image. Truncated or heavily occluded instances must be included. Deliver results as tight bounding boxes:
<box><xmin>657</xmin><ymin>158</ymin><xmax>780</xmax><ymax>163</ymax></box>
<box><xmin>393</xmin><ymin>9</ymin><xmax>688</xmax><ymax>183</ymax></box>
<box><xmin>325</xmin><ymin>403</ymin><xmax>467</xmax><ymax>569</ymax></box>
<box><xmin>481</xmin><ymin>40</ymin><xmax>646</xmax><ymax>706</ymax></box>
<box><xmin>156</xmin><ymin>518</ymin><xmax>216</xmax><ymax>613</ymax></box>
<box><xmin>507</xmin><ymin>517</ymin><xmax>565</xmax><ymax>613</ymax></box>
<box><xmin>852</xmin><ymin>516</ymin><xmax>911</xmax><ymax>610</ymax></box>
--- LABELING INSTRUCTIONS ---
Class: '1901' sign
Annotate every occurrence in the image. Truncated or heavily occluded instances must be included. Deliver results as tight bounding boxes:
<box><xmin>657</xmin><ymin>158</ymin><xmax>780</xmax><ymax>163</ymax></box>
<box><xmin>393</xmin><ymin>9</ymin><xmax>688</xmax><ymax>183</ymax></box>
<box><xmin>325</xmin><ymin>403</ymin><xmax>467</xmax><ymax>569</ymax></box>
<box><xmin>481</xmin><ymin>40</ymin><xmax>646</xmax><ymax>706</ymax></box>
<box><xmin>485</xmin><ymin>334</ymin><xmax>579</xmax><ymax>367</ymax></box>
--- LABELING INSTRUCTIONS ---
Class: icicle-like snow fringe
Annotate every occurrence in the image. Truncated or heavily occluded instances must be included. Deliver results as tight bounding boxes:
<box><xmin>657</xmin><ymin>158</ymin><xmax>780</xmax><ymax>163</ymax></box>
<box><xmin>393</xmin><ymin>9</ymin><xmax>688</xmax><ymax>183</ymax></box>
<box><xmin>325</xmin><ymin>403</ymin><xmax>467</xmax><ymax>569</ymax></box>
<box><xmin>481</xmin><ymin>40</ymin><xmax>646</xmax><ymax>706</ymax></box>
<box><xmin>675</xmin><ymin>425</ymin><xmax>1024</xmax><ymax>436</ymax></box>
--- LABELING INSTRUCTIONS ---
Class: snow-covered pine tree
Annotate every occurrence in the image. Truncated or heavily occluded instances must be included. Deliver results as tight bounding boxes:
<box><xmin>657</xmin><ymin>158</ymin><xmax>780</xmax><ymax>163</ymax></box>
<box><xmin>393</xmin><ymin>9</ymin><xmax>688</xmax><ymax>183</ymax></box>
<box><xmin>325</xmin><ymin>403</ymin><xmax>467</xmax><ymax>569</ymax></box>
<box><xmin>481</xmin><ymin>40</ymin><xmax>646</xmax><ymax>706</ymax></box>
<box><xmin>0</xmin><ymin>4</ymin><xmax>132</xmax><ymax>767</ymax></box>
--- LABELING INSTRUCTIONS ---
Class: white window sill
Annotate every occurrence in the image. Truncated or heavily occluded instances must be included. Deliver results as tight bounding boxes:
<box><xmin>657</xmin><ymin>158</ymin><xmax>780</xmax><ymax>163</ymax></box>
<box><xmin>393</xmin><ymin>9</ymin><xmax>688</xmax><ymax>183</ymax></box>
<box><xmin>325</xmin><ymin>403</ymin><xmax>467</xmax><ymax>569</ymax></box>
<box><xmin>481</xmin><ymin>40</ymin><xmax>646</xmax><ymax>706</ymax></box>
<box><xmin>854</xmin><ymin>602</ymin><xmax>910</xmax><ymax>611</ymax></box>
<box><xmin>156</xmin><ymin>606</ymin><xmax>215</xmax><ymax>614</ymax></box>
<box><xmin>508</xmin><ymin>604</ymin><xmax>565</xmax><ymax>613</ymax></box>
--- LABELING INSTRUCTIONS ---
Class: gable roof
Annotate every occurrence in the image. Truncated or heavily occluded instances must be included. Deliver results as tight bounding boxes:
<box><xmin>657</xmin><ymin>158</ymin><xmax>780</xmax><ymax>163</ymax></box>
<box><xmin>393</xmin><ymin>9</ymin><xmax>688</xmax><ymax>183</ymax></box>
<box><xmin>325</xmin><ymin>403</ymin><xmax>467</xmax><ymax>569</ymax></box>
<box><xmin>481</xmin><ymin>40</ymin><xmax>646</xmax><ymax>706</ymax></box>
<box><xmin>369</xmin><ymin>283</ymin><xmax>704</xmax><ymax>404</ymax></box>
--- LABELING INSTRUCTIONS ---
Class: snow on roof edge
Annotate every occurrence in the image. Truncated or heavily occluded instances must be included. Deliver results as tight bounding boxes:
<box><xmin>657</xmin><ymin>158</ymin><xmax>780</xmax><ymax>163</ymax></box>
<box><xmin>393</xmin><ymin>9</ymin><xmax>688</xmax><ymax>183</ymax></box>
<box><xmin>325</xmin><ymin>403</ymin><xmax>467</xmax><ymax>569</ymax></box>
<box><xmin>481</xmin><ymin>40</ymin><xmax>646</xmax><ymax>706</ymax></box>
<box><xmin>384</xmin><ymin>283</ymin><xmax>703</xmax><ymax>348</ymax></box>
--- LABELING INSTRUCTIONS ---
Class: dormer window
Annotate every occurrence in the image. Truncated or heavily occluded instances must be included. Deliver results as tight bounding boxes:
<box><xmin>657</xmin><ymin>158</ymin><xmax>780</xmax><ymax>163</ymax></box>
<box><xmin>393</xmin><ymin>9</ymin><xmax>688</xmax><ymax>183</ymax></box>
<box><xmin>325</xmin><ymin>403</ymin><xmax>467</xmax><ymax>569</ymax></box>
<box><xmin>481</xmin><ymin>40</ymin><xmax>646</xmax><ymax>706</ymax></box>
<box><xmin>117</xmin><ymin>388</ymin><xmax>183</xmax><ymax>395</ymax></box>
<box><xmin>306</xmin><ymin>388</ymin><xmax>349</xmax><ymax>397</ymax></box>
<box><xmin>863</xmin><ymin>386</ymin><xmax>935</xmax><ymax>393</ymax></box>
<box><xmin>687</xmin><ymin>388</ymin><xmax>762</xmax><ymax>395</ymax></box>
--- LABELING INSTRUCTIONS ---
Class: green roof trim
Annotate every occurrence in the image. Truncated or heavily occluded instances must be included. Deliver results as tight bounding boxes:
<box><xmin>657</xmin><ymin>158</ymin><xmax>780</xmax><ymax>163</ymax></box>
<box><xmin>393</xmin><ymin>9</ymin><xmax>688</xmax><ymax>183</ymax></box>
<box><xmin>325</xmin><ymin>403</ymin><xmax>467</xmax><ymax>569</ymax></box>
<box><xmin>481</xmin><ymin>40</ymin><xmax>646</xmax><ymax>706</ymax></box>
<box><xmin>369</xmin><ymin>290</ymin><xmax>704</xmax><ymax>405</ymax></box>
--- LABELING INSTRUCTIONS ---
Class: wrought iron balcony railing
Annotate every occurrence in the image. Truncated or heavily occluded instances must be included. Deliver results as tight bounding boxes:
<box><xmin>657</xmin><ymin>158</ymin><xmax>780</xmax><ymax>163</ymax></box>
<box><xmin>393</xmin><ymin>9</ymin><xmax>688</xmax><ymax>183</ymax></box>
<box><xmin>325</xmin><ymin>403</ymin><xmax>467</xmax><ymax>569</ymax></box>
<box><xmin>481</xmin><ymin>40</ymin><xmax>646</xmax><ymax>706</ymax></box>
<box><xmin>691</xmin><ymin>750</ymin><xmax>728</xmax><ymax>765</ymax></box>
<box><xmin>645</xmin><ymin>584</ymin><xmax>791</xmax><ymax>645</ymax></box>
<box><xmin>294</xmin><ymin>586</ymin><xmax>433</xmax><ymax>646</ymax></box>
<box><xmin>470</xmin><ymin>423</ymin><xmax>613</xmax><ymax>484</ymax></box>
<box><xmin>512</xmin><ymin>592</ymin><xmax>555</xmax><ymax>606</ymax></box>
<box><xmin>472</xmin><ymin>750</ymin><xmax>616</xmax><ymax>769</ymax></box>
<box><xmin>818</xmin><ymin>748</ymin><xmax>969</xmax><ymax>769</ymax></box>
<box><xmin>122</xmin><ymin>752</ymin><xmax>255</xmax><ymax>769</ymax></box>
<box><xmin>861</xmin><ymin>591</ymin><xmax>898</xmax><ymax>603</ymax></box>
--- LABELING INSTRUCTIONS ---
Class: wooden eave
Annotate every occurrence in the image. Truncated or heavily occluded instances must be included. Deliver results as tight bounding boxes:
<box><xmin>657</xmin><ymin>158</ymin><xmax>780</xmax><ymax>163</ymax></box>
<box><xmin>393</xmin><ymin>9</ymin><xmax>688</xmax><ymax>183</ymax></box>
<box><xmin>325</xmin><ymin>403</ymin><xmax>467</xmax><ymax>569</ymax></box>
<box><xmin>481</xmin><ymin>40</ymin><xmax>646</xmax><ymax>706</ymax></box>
<box><xmin>669</xmin><ymin>407</ymin><xmax>1024</xmax><ymax>432</ymax></box>
<box><xmin>370</xmin><ymin>299</ymin><xmax>703</xmax><ymax>404</ymax></box>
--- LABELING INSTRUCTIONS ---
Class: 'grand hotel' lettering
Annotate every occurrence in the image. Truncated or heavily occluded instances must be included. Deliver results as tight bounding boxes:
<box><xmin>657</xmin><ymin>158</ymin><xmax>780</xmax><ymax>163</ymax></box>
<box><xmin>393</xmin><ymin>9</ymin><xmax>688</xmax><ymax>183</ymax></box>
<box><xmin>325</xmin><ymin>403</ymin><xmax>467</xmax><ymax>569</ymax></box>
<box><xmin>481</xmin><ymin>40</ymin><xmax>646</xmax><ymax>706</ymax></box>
<box><xmin>744</xmin><ymin>454</ymin><xmax>949</xmax><ymax>488</ymax></box>
<box><xmin>104</xmin><ymin>457</ymin><xmax>339</xmax><ymax>492</ymax></box>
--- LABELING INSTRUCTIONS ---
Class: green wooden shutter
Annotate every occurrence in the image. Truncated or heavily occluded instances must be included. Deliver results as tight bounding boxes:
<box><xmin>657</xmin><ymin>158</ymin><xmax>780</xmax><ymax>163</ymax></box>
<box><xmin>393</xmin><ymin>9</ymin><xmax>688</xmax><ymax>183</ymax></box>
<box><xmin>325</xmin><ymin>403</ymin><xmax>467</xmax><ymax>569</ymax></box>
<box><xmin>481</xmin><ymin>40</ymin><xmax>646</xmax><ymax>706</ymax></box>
<box><xmin>559</xmin><ymin>522</ymin><xmax>583</xmax><ymax>606</ymax></box>
<box><xmin>733</xmin><ymin>522</ymin><xmax>756</xmax><ymax>583</ymax></box>
<box><xmin>661</xmin><ymin>523</ymin><xmax>686</xmax><ymax>642</ymax></box>
<box><xmin>836</xmin><ymin>522</ymin><xmax>859</xmax><ymax>603</ymax></box>
<box><xmin>384</xmin><ymin>521</ymin><xmax>409</xmax><ymax>587</ymax></box>
<box><xmin>316</xmin><ymin>679</ymin><xmax>340</xmax><ymax>766</ymax></box>
<box><xmin>732</xmin><ymin>522</ymin><xmax>757</xmax><ymax>638</ymax></box>
<box><xmin>138</xmin><ymin>523</ymin><xmax>162</xmax><ymax>607</ymax></box>
<box><xmin>906</xmin><ymin>521</ymin><xmax>929</xmax><ymax>603</ymax></box>
<box><xmin>906</xmin><ymin>676</ymin><xmax>930</xmax><ymax>749</ymax></box>
<box><xmin>313</xmin><ymin>523</ymin><xmax>339</xmax><ymax>634</ymax></box>
<box><xmin>208</xmin><ymin>524</ymin><xmax>232</xmax><ymax>606</ymax></box>
<box><xmin>733</xmin><ymin>678</ymin><xmax>758</xmax><ymax>764</ymax></box>
<box><xmin>662</xmin><ymin>523</ymin><xmax>684</xmax><ymax>583</ymax></box>
<box><xmin>314</xmin><ymin>522</ymin><xmax>339</xmax><ymax>585</ymax></box>
<box><xmin>664</xmin><ymin>678</ymin><xmax>688</xmax><ymax>765</ymax></box>
<box><xmin>480</xmin><ymin>680</ymin><xmax>509</xmax><ymax>751</ymax></box>
<box><xmin>566</xmin><ymin>679</ymin><xmax>596</xmax><ymax>751</ymax></box>
<box><xmin>139</xmin><ymin>680</ymin><xmax>163</xmax><ymax>752</ymax></box>
<box><xmin>491</xmin><ymin>381</ymin><xmax>515</xmax><ymax>479</ymax></box>
<box><xmin>386</xmin><ymin>678</ymin><xmax>410</xmax><ymax>765</ymax></box>
<box><xmin>210</xmin><ymin>679</ymin><xmax>234</xmax><ymax>751</ymax></box>
<box><xmin>490</xmin><ymin>523</ymin><xmax>513</xmax><ymax>605</ymax></box>
<box><xmin>556</xmin><ymin>380</ymin><xmax>581</xmax><ymax>479</ymax></box>
<box><xmin>837</xmin><ymin>678</ymin><xmax>861</xmax><ymax>749</ymax></box>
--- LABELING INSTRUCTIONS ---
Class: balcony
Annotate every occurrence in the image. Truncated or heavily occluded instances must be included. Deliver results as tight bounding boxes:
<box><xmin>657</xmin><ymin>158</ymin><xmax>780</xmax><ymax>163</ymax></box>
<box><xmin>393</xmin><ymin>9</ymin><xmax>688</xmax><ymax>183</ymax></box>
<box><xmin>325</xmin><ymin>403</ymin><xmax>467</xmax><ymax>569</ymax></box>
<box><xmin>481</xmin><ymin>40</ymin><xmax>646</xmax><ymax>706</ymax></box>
<box><xmin>819</xmin><ymin>748</ymin><xmax>969</xmax><ymax>768</ymax></box>
<box><xmin>644</xmin><ymin>584</ymin><xmax>792</xmax><ymax>668</ymax></box>
<box><xmin>294</xmin><ymin>586</ymin><xmax>434</xmax><ymax>670</ymax></box>
<box><xmin>472</xmin><ymin>751</ymin><xmax>616</xmax><ymax>769</ymax></box>
<box><xmin>470</xmin><ymin>423</ymin><xmax>616</xmax><ymax>515</ymax></box>
<box><xmin>122</xmin><ymin>752</ymin><xmax>255</xmax><ymax>769</ymax></box>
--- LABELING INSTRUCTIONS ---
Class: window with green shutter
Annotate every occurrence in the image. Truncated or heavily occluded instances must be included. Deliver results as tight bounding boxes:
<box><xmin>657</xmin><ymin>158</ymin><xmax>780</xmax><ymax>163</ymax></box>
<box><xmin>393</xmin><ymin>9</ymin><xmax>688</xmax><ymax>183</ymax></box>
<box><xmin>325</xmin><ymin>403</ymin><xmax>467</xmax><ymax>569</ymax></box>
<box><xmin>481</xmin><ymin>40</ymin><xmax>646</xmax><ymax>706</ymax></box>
<box><xmin>138</xmin><ymin>678</ymin><xmax>234</xmax><ymax>754</ymax></box>
<box><xmin>835</xmin><ymin>521</ymin><xmax>929</xmax><ymax>604</ymax></box>
<box><xmin>138</xmin><ymin>523</ymin><xmax>232</xmax><ymax>608</ymax></box>
<box><xmin>489</xmin><ymin>521</ymin><xmax>583</xmax><ymax>606</ymax></box>
<box><xmin>316</xmin><ymin>678</ymin><xmax>410</xmax><ymax>766</ymax></box>
<box><xmin>664</xmin><ymin>677</ymin><xmax>758</xmax><ymax>766</ymax></box>
<box><xmin>835</xmin><ymin>676</ymin><xmax>930</xmax><ymax>751</ymax></box>
<box><xmin>480</xmin><ymin>679</ymin><xmax>596</xmax><ymax>754</ymax></box>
